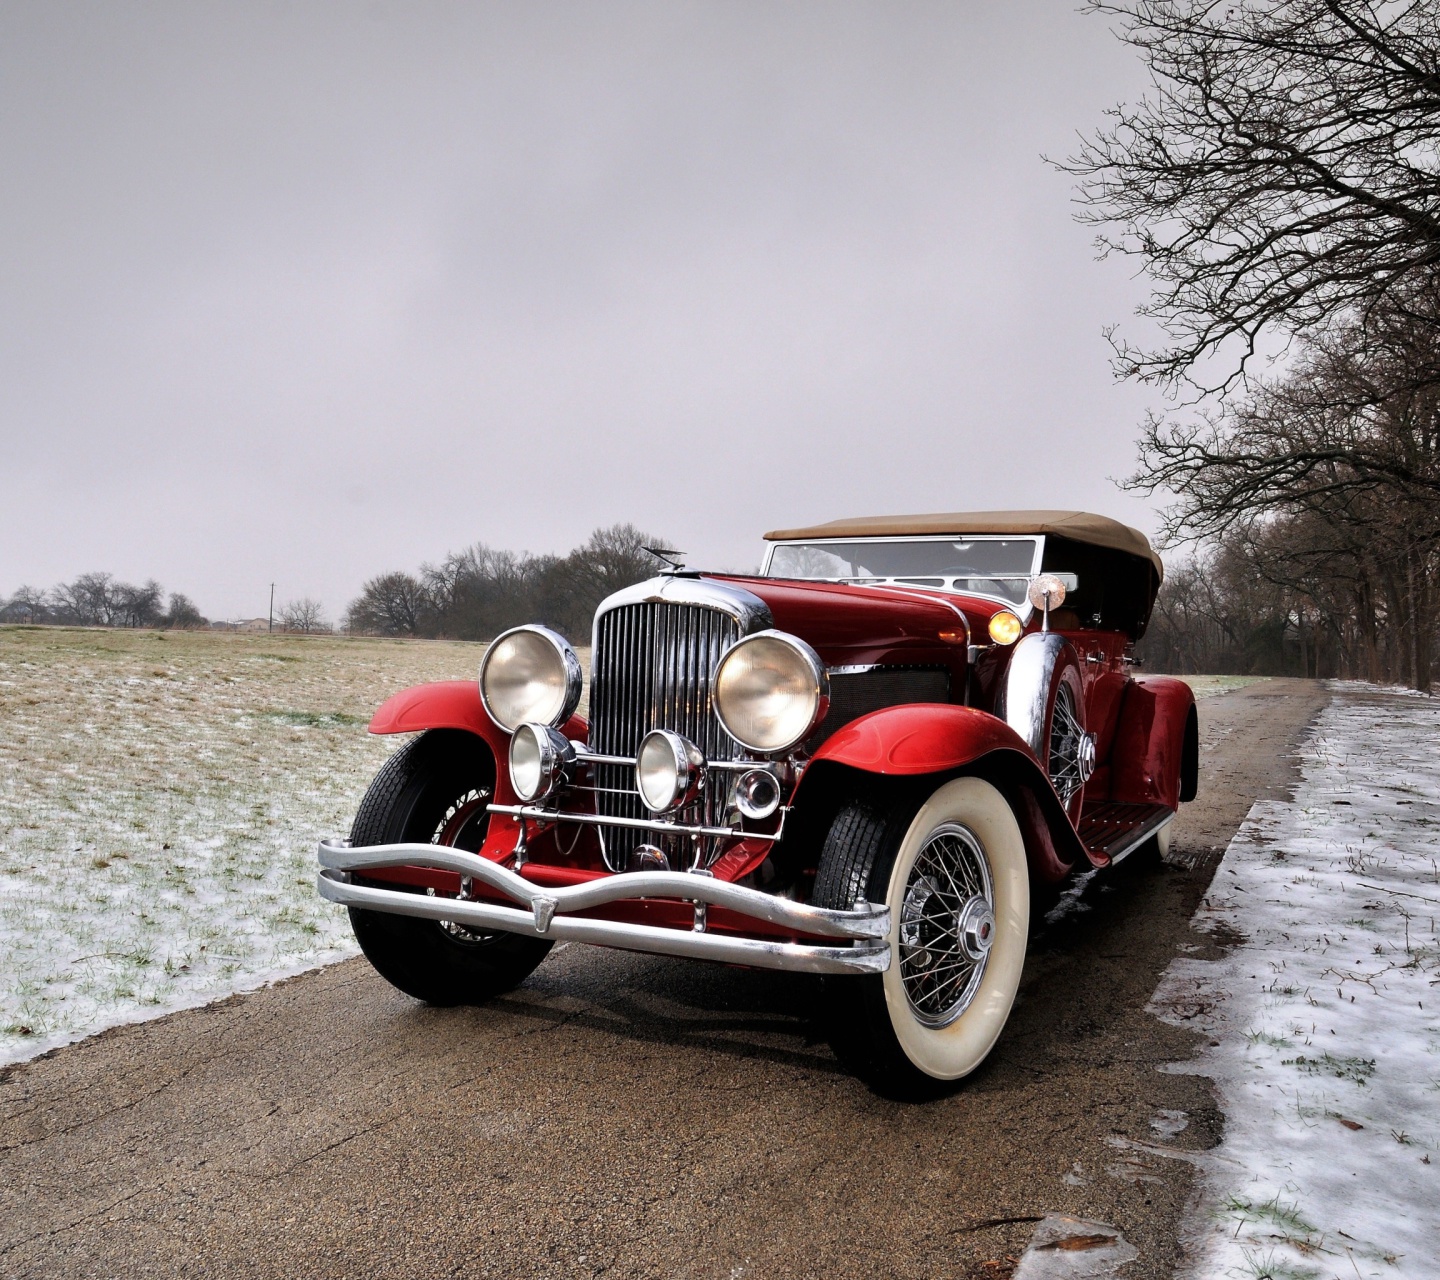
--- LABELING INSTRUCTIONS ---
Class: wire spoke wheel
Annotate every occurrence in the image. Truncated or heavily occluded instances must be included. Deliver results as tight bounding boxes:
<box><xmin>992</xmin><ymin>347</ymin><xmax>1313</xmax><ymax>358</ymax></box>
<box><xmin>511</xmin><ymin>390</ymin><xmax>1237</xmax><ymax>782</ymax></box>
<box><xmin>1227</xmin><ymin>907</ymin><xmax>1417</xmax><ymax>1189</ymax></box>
<box><xmin>1047</xmin><ymin>683</ymin><xmax>1087</xmax><ymax>809</ymax></box>
<box><xmin>430</xmin><ymin>787</ymin><xmax>495</xmax><ymax>943</ymax></box>
<box><xmin>813</xmin><ymin>776</ymin><xmax>1028</xmax><ymax>1096</ymax></box>
<box><xmin>897</xmin><ymin>822</ymin><xmax>995</xmax><ymax>1028</ymax></box>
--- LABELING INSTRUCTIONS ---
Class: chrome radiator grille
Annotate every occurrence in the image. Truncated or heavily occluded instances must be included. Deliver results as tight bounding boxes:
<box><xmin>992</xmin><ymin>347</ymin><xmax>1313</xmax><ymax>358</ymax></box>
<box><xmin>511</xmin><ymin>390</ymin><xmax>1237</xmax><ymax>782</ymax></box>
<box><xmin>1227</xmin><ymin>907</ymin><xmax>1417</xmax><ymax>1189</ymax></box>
<box><xmin>589</xmin><ymin>601</ymin><xmax>741</xmax><ymax>867</ymax></box>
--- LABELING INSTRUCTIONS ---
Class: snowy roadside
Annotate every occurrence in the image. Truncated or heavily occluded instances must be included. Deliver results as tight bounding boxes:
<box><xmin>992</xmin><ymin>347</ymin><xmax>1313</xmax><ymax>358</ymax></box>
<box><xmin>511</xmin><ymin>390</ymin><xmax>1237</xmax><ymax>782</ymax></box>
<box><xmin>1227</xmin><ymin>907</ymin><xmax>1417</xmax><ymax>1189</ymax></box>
<box><xmin>1150</xmin><ymin>682</ymin><xmax>1440</xmax><ymax>1280</ymax></box>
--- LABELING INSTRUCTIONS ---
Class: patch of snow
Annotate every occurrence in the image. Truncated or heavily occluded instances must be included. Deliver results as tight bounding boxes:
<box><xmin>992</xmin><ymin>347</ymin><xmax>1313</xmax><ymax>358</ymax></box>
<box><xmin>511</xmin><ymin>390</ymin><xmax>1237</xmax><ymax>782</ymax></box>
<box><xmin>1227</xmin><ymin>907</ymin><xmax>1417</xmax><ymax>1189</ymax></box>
<box><xmin>1180</xmin><ymin>675</ymin><xmax>1270</xmax><ymax>700</ymax></box>
<box><xmin>1151</xmin><ymin>682</ymin><xmax>1440</xmax><ymax>1279</ymax></box>
<box><xmin>1151</xmin><ymin>1109</ymin><xmax>1189</xmax><ymax>1138</ymax></box>
<box><xmin>0</xmin><ymin>628</ymin><xmax>487</xmax><ymax>1066</ymax></box>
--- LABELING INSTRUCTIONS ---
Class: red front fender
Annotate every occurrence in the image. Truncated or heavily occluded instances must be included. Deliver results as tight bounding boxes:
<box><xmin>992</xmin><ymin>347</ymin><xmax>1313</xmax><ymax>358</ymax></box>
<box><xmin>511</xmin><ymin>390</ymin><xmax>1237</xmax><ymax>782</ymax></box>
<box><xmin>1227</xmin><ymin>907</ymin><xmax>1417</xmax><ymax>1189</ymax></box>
<box><xmin>367</xmin><ymin>681</ymin><xmax>588</xmax><ymax>812</ymax></box>
<box><xmin>806</xmin><ymin>704</ymin><xmax>1090</xmax><ymax>881</ymax></box>
<box><xmin>811</xmin><ymin>703</ymin><xmax>1032</xmax><ymax>774</ymax></box>
<box><xmin>369</xmin><ymin>680</ymin><xmax>587</xmax><ymax>743</ymax></box>
<box><xmin>369</xmin><ymin>679</ymin><xmax>509</xmax><ymax>743</ymax></box>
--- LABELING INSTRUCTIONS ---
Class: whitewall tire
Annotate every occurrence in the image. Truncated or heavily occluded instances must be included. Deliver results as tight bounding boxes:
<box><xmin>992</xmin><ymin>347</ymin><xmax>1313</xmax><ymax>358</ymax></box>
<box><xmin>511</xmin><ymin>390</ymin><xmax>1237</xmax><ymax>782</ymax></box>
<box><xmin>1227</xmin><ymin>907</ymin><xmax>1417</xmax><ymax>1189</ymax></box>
<box><xmin>813</xmin><ymin>775</ymin><xmax>1030</xmax><ymax>1098</ymax></box>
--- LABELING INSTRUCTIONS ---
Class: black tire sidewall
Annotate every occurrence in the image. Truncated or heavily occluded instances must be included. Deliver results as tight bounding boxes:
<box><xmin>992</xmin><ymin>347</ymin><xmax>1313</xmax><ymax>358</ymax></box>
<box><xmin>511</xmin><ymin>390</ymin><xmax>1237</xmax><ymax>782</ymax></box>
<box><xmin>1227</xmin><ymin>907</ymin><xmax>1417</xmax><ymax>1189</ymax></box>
<box><xmin>348</xmin><ymin>730</ymin><xmax>552</xmax><ymax>1005</ymax></box>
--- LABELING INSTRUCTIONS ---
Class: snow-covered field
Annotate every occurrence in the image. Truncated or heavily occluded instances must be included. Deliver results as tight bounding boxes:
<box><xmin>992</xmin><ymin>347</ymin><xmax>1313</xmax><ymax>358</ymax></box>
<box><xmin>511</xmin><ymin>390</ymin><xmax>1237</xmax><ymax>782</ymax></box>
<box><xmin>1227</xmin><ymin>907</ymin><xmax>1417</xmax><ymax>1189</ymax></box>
<box><xmin>0</xmin><ymin>626</ymin><xmax>489</xmax><ymax>1066</ymax></box>
<box><xmin>1152</xmin><ymin>683</ymin><xmax>1440</xmax><ymax>1280</ymax></box>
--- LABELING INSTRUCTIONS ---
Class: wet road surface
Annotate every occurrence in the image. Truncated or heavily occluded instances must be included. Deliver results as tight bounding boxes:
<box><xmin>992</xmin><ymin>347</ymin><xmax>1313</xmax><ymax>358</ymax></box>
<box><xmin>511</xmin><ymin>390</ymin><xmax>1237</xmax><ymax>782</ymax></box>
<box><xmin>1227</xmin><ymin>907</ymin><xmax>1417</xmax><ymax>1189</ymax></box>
<box><xmin>0</xmin><ymin>679</ymin><xmax>1327</xmax><ymax>1279</ymax></box>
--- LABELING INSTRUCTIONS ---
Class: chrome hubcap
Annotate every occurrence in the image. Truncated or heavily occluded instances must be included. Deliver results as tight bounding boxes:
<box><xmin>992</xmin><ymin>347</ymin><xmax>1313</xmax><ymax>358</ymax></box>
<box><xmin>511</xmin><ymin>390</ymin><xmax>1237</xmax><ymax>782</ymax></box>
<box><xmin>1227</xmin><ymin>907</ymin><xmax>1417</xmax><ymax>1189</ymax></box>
<box><xmin>957</xmin><ymin>895</ymin><xmax>995</xmax><ymax>961</ymax></box>
<box><xmin>897</xmin><ymin>822</ymin><xmax>994</xmax><ymax>1028</ymax></box>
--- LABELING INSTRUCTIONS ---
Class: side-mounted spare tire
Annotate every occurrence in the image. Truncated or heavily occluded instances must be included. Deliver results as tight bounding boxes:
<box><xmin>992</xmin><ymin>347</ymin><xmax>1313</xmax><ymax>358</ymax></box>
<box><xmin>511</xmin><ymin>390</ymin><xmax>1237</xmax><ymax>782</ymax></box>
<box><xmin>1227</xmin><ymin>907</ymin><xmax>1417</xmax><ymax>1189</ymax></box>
<box><xmin>999</xmin><ymin>632</ymin><xmax>1093</xmax><ymax>822</ymax></box>
<box><xmin>347</xmin><ymin>729</ymin><xmax>552</xmax><ymax>1006</ymax></box>
<box><xmin>812</xmin><ymin>776</ymin><xmax>1029</xmax><ymax>1100</ymax></box>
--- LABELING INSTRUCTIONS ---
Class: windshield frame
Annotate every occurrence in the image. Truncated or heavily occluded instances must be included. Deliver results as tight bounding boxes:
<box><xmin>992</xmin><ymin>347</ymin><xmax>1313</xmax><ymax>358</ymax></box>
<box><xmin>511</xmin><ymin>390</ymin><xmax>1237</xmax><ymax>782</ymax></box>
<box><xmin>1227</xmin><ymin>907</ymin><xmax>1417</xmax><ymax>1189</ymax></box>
<box><xmin>760</xmin><ymin>534</ymin><xmax>1046</xmax><ymax>614</ymax></box>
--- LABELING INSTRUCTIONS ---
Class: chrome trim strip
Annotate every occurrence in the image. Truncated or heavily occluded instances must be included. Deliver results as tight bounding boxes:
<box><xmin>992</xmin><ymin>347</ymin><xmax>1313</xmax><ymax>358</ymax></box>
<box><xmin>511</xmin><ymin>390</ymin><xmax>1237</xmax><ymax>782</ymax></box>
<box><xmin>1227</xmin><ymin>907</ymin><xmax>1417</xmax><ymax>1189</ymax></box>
<box><xmin>574</xmin><ymin>745</ymin><xmax>776</xmax><ymax>777</ymax></box>
<box><xmin>1104</xmin><ymin>810</ymin><xmax>1175</xmax><ymax>866</ymax></box>
<box><xmin>591</xmin><ymin>575</ymin><xmax>773</xmax><ymax>642</ymax></box>
<box><xmin>486</xmin><ymin>803</ymin><xmax>779</xmax><ymax>842</ymax></box>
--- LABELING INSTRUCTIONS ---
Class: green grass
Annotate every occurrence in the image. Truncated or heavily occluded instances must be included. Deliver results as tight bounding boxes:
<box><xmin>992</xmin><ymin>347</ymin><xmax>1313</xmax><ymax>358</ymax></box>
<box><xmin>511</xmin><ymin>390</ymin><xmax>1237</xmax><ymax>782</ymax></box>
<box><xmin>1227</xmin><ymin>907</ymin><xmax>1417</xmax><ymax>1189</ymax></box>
<box><xmin>1180</xmin><ymin>675</ymin><xmax>1271</xmax><ymax>699</ymax></box>
<box><xmin>1280</xmin><ymin>1052</ymin><xmax>1377</xmax><ymax>1085</ymax></box>
<box><xmin>264</xmin><ymin>710</ymin><xmax>368</xmax><ymax>728</ymax></box>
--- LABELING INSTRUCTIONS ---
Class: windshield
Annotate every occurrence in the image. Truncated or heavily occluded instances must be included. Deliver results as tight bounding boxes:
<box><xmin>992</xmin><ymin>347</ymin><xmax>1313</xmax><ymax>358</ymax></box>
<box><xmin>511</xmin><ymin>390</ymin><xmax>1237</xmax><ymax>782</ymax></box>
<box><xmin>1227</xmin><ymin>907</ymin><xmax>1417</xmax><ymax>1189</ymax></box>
<box><xmin>764</xmin><ymin>537</ymin><xmax>1042</xmax><ymax>606</ymax></box>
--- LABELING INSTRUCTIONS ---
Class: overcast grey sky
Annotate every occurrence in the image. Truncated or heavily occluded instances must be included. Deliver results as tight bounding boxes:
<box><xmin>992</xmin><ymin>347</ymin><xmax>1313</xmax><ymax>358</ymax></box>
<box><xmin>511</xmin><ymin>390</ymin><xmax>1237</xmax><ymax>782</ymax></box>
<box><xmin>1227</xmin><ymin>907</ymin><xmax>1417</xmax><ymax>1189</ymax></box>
<box><xmin>1</xmin><ymin>2</ymin><xmax>1163</xmax><ymax>622</ymax></box>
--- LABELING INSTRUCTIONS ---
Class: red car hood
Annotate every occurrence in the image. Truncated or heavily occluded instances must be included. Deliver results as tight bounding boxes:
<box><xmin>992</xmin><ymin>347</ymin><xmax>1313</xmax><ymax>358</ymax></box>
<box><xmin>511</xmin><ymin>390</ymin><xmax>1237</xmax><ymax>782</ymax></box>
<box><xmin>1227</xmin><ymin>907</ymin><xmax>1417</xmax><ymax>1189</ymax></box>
<box><xmin>706</xmin><ymin>574</ymin><xmax>1006</xmax><ymax>672</ymax></box>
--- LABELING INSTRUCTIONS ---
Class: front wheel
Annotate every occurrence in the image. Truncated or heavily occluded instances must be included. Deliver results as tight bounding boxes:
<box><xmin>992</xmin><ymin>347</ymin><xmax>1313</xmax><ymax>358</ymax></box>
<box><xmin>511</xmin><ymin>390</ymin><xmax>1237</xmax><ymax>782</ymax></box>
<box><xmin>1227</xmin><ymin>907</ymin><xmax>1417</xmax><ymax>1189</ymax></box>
<box><xmin>814</xmin><ymin>776</ymin><xmax>1029</xmax><ymax>1099</ymax></box>
<box><xmin>347</xmin><ymin>729</ymin><xmax>552</xmax><ymax>1006</ymax></box>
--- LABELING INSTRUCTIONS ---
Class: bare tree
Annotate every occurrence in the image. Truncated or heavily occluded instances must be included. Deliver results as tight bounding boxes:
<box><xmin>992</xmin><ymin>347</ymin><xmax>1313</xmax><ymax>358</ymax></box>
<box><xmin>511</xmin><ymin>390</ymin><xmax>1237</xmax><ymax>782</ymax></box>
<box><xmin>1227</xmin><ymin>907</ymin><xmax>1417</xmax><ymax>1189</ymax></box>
<box><xmin>1066</xmin><ymin>0</ymin><xmax>1440</xmax><ymax>394</ymax></box>
<box><xmin>538</xmin><ymin>524</ymin><xmax>671</xmax><ymax>639</ymax></box>
<box><xmin>279</xmin><ymin>597</ymin><xmax>329</xmax><ymax>633</ymax></box>
<box><xmin>1067</xmin><ymin>1</ymin><xmax>1440</xmax><ymax>688</ymax></box>
<box><xmin>345</xmin><ymin>572</ymin><xmax>428</xmax><ymax>636</ymax></box>
<box><xmin>51</xmin><ymin>572</ymin><xmax>119</xmax><ymax>626</ymax></box>
<box><xmin>0</xmin><ymin>586</ymin><xmax>50</xmax><ymax>624</ymax></box>
<box><xmin>113</xmin><ymin>579</ymin><xmax>165</xmax><ymax>628</ymax></box>
<box><xmin>1129</xmin><ymin>308</ymin><xmax>1440</xmax><ymax>686</ymax></box>
<box><xmin>345</xmin><ymin>525</ymin><xmax>674</xmax><ymax>642</ymax></box>
<box><xmin>162</xmin><ymin>593</ymin><xmax>206</xmax><ymax>629</ymax></box>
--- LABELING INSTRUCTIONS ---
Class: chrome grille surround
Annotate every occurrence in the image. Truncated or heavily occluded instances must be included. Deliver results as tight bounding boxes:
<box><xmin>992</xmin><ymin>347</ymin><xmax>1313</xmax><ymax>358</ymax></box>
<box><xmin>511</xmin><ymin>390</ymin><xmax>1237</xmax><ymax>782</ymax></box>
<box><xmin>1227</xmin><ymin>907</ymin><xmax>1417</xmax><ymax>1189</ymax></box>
<box><xmin>587</xmin><ymin>578</ymin><xmax>773</xmax><ymax>870</ymax></box>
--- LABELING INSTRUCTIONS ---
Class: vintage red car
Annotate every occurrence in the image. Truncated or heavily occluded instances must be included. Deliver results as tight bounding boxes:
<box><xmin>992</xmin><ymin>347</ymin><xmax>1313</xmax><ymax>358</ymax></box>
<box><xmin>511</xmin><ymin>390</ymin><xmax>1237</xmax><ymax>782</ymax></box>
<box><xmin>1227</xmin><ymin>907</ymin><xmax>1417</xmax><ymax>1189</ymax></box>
<box><xmin>318</xmin><ymin>510</ymin><xmax>1196</xmax><ymax>1097</ymax></box>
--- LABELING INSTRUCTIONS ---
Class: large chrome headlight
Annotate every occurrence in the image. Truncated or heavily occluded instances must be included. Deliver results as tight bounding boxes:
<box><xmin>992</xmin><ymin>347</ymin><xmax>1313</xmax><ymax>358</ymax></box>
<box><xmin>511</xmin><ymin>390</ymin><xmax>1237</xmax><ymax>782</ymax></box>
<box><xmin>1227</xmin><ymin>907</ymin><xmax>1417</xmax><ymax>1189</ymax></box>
<box><xmin>479</xmin><ymin>625</ymin><xmax>583</xmax><ymax>732</ymax></box>
<box><xmin>713</xmin><ymin>630</ymin><xmax>829</xmax><ymax>755</ymax></box>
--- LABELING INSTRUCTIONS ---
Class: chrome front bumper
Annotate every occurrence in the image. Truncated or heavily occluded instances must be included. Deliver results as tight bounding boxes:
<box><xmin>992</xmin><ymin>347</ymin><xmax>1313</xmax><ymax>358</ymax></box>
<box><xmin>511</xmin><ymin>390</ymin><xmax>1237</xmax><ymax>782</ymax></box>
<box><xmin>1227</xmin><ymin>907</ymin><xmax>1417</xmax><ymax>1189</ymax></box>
<box><xmin>316</xmin><ymin>839</ymin><xmax>891</xmax><ymax>975</ymax></box>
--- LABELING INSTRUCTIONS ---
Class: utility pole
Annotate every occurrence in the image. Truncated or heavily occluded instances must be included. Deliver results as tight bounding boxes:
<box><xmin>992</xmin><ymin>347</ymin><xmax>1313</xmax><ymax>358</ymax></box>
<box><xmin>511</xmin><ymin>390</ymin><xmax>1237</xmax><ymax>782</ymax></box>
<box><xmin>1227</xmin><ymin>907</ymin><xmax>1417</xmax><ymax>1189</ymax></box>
<box><xmin>269</xmin><ymin>583</ymin><xmax>274</xmax><ymax>633</ymax></box>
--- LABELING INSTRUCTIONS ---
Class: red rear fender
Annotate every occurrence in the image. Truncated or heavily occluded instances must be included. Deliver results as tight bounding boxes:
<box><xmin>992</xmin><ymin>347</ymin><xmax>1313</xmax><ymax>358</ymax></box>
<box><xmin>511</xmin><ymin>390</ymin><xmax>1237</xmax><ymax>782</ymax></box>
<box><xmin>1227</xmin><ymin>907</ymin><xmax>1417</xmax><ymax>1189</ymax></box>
<box><xmin>1107</xmin><ymin>676</ymin><xmax>1196</xmax><ymax>809</ymax></box>
<box><xmin>806</xmin><ymin>704</ymin><xmax>1089</xmax><ymax>882</ymax></box>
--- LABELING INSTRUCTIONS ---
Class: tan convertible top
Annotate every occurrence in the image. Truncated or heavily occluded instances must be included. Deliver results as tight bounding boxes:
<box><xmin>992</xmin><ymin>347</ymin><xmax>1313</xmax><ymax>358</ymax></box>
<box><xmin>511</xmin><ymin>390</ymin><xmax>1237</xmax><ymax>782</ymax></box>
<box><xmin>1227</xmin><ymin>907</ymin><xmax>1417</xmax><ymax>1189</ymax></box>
<box><xmin>763</xmin><ymin>509</ymin><xmax>1163</xmax><ymax>579</ymax></box>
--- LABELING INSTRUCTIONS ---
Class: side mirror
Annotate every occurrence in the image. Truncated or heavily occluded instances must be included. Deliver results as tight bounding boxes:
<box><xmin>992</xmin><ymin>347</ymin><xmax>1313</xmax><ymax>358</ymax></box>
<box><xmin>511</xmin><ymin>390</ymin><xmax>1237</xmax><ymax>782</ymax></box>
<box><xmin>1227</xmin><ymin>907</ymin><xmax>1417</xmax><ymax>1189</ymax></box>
<box><xmin>1027</xmin><ymin>573</ymin><xmax>1080</xmax><ymax>632</ymax></box>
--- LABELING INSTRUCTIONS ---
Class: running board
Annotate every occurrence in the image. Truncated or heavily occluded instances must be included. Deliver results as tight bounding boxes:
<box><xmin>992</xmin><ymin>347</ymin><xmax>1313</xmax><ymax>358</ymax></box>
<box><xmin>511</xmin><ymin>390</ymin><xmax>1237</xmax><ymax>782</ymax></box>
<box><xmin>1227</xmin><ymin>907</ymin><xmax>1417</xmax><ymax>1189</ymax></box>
<box><xmin>1078</xmin><ymin>802</ymin><xmax>1175</xmax><ymax>865</ymax></box>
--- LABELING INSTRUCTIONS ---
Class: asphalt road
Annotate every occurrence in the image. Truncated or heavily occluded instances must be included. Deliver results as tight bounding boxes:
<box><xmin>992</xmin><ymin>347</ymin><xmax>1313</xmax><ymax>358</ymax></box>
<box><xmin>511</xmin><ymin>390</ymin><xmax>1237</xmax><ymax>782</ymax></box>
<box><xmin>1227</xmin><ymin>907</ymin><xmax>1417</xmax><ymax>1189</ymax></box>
<box><xmin>1</xmin><ymin>680</ymin><xmax>1328</xmax><ymax>1280</ymax></box>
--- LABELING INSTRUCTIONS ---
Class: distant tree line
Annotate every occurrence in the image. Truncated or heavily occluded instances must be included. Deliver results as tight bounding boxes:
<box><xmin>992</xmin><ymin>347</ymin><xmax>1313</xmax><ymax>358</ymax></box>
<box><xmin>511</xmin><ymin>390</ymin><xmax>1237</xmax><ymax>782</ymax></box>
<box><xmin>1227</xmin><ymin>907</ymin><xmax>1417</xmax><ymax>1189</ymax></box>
<box><xmin>345</xmin><ymin>524</ymin><xmax>670</xmax><ymax>642</ymax></box>
<box><xmin>1</xmin><ymin>574</ymin><xmax>207</xmax><ymax>630</ymax></box>
<box><xmin>1137</xmin><ymin>508</ymin><xmax>1438</xmax><ymax>685</ymax></box>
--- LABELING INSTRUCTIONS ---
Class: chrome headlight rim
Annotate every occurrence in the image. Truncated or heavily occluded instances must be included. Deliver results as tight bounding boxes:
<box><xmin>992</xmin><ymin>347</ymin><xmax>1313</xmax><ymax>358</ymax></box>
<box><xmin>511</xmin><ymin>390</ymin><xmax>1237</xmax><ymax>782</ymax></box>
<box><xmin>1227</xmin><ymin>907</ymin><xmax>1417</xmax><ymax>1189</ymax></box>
<box><xmin>635</xmin><ymin>729</ymin><xmax>705</xmax><ymax>814</ymax></box>
<box><xmin>478</xmin><ymin>624</ymin><xmax>584</xmax><ymax>733</ymax></box>
<box><xmin>509</xmin><ymin>721</ymin><xmax>576</xmax><ymax>803</ymax></box>
<box><xmin>713</xmin><ymin>629</ymin><xmax>830</xmax><ymax>756</ymax></box>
